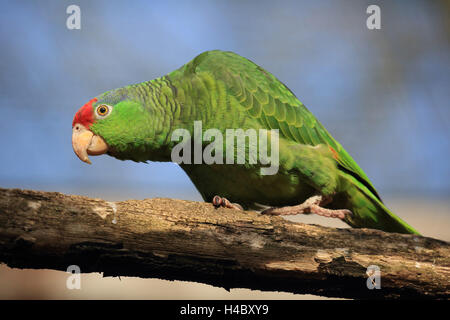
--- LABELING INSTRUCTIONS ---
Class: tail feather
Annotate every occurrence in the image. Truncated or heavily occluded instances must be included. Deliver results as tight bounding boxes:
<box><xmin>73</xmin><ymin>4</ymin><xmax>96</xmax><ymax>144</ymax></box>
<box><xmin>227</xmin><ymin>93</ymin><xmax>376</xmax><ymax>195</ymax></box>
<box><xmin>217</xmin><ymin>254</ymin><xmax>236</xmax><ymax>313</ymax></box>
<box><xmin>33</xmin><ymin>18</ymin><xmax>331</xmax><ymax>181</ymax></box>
<box><xmin>338</xmin><ymin>173</ymin><xmax>420</xmax><ymax>235</ymax></box>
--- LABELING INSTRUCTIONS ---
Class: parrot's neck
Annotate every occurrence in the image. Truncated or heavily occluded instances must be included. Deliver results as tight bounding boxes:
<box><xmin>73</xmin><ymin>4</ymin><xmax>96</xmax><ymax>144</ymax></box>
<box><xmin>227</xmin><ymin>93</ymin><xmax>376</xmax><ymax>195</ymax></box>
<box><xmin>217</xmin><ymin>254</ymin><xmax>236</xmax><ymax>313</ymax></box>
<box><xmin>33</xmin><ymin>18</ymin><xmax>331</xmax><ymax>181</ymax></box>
<box><xmin>101</xmin><ymin>76</ymin><xmax>183</xmax><ymax>163</ymax></box>
<box><xmin>112</xmin><ymin>69</ymin><xmax>255</xmax><ymax>163</ymax></box>
<box><xmin>118</xmin><ymin>73</ymin><xmax>209</xmax><ymax>163</ymax></box>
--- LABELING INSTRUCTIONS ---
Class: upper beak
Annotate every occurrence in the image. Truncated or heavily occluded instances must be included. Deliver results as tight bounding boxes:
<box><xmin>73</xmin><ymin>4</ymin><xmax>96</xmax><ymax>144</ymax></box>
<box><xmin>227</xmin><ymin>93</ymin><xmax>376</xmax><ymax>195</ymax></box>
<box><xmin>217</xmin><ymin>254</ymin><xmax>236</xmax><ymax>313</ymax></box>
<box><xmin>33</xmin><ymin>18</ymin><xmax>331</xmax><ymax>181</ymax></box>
<box><xmin>72</xmin><ymin>124</ymin><xmax>108</xmax><ymax>164</ymax></box>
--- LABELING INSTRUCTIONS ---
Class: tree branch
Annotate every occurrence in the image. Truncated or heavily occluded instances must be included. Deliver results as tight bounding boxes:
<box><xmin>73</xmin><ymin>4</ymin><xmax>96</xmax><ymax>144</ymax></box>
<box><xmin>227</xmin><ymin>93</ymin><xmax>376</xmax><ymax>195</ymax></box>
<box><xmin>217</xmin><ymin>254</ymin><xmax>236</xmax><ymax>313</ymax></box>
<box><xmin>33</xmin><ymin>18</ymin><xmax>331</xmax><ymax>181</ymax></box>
<box><xmin>0</xmin><ymin>187</ymin><xmax>448</xmax><ymax>299</ymax></box>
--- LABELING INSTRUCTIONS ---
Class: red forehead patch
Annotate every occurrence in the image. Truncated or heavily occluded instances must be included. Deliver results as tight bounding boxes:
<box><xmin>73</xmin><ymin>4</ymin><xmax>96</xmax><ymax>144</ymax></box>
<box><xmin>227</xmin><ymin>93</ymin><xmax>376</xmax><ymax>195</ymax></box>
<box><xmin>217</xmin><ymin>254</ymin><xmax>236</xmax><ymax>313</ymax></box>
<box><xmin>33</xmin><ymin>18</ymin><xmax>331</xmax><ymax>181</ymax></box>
<box><xmin>72</xmin><ymin>98</ymin><xmax>98</xmax><ymax>128</ymax></box>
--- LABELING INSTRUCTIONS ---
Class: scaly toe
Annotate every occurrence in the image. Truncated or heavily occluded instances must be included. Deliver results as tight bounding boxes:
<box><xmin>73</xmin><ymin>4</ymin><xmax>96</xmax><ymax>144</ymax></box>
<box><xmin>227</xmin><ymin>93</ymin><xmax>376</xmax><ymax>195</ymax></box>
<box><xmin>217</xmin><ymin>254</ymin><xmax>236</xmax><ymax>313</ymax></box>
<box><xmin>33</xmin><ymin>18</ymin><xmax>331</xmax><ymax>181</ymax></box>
<box><xmin>230</xmin><ymin>203</ymin><xmax>244</xmax><ymax>211</ymax></box>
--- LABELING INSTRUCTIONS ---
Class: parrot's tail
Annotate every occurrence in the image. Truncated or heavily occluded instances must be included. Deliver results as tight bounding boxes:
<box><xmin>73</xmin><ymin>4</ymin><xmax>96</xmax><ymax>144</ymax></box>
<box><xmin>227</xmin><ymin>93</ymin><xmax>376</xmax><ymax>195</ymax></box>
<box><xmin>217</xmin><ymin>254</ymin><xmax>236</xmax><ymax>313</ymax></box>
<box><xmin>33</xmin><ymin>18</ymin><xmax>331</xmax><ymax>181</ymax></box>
<box><xmin>337</xmin><ymin>174</ymin><xmax>420</xmax><ymax>235</ymax></box>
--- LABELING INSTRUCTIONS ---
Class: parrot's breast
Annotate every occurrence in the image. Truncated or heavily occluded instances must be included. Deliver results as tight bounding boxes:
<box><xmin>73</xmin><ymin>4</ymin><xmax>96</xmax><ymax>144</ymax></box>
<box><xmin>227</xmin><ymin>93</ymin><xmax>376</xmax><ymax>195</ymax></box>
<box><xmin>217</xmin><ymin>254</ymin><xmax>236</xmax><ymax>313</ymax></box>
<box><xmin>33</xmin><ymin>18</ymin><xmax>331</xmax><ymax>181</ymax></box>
<box><xmin>180</xmin><ymin>163</ymin><xmax>316</xmax><ymax>210</ymax></box>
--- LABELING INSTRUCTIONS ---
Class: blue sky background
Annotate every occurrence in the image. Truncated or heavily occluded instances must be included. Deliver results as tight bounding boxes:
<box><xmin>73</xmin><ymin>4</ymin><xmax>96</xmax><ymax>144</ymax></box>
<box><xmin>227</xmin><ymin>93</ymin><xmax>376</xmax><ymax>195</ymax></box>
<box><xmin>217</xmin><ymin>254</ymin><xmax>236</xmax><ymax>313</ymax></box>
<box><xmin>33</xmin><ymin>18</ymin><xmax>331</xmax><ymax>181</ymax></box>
<box><xmin>0</xmin><ymin>0</ymin><xmax>448</xmax><ymax>202</ymax></box>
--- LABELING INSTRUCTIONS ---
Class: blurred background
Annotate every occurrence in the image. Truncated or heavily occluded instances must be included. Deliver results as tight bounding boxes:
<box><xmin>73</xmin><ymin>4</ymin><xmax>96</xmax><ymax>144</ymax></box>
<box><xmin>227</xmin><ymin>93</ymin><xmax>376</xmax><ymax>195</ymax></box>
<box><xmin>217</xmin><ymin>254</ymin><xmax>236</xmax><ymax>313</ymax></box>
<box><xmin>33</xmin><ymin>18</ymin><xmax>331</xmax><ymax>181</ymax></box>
<box><xmin>0</xmin><ymin>0</ymin><xmax>448</xmax><ymax>299</ymax></box>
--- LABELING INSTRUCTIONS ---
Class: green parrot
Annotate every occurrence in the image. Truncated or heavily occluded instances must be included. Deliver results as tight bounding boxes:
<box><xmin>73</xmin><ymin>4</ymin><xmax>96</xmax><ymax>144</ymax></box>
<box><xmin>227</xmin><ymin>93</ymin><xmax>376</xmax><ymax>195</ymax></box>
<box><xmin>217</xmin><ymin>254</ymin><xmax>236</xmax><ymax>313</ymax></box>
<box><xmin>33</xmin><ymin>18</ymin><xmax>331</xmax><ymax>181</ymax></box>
<box><xmin>72</xmin><ymin>50</ymin><xmax>419</xmax><ymax>235</ymax></box>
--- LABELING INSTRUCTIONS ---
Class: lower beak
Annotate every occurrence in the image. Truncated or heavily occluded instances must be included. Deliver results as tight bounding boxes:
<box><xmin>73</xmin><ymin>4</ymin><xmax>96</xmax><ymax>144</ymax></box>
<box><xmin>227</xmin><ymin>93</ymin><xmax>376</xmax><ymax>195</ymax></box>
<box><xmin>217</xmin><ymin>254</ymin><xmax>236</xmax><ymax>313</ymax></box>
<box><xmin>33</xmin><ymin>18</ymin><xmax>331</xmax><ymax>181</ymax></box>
<box><xmin>72</xmin><ymin>124</ymin><xmax>108</xmax><ymax>164</ymax></box>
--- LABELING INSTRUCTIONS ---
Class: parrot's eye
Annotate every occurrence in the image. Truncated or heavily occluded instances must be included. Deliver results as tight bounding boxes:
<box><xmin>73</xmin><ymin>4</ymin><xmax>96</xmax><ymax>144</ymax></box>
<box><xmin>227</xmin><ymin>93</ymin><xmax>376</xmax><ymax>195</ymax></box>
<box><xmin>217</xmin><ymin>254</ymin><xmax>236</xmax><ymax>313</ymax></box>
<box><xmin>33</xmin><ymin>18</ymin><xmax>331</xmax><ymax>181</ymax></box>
<box><xmin>96</xmin><ymin>104</ymin><xmax>111</xmax><ymax>117</ymax></box>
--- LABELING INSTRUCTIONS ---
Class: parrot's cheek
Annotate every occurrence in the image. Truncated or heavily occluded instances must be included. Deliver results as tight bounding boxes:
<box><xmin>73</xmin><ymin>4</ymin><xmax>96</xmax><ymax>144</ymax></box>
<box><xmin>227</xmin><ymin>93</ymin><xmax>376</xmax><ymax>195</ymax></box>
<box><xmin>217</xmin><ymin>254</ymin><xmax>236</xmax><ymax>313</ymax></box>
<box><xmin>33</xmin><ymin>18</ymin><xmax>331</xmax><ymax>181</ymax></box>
<box><xmin>72</xmin><ymin>124</ymin><xmax>108</xmax><ymax>164</ymax></box>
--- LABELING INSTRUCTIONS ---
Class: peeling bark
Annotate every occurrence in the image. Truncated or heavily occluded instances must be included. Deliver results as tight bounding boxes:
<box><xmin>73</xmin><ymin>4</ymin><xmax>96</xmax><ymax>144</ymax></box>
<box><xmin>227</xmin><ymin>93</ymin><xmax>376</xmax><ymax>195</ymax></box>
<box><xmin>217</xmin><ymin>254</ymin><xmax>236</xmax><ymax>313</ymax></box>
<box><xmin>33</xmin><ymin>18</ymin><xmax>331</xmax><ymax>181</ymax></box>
<box><xmin>0</xmin><ymin>187</ymin><xmax>448</xmax><ymax>299</ymax></box>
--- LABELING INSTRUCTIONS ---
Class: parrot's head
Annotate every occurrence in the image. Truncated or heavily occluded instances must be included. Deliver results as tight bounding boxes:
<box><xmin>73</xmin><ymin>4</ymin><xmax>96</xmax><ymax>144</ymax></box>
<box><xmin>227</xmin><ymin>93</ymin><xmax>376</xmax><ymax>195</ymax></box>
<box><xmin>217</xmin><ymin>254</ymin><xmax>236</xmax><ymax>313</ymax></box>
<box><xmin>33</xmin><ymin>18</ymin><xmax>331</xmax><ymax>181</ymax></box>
<box><xmin>72</xmin><ymin>90</ymin><xmax>154</xmax><ymax>164</ymax></box>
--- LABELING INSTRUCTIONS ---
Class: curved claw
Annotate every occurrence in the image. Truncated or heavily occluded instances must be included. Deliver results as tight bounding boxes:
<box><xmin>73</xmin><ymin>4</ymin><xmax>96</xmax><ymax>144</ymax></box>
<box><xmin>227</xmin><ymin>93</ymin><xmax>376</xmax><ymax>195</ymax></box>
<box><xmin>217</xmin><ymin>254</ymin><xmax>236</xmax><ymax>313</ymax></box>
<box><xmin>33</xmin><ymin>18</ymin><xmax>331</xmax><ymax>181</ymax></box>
<box><xmin>212</xmin><ymin>196</ymin><xmax>222</xmax><ymax>207</ymax></box>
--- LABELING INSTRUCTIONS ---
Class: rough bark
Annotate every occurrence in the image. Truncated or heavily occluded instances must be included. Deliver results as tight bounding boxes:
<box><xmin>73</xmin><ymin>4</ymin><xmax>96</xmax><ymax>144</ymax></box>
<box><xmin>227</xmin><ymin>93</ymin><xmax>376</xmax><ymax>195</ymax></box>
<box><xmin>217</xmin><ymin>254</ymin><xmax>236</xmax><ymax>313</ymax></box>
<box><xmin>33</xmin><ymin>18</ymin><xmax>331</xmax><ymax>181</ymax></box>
<box><xmin>0</xmin><ymin>187</ymin><xmax>448</xmax><ymax>299</ymax></box>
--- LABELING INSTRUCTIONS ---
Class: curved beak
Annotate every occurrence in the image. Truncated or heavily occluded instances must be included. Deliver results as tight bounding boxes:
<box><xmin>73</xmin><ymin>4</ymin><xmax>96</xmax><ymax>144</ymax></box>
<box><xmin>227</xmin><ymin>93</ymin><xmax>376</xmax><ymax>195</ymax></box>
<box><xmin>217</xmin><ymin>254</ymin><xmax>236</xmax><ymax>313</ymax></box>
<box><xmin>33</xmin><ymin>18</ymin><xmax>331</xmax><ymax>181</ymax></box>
<box><xmin>72</xmin><ymin>124</ymin><xmax>108</xmax><ymax>164</ymax></box>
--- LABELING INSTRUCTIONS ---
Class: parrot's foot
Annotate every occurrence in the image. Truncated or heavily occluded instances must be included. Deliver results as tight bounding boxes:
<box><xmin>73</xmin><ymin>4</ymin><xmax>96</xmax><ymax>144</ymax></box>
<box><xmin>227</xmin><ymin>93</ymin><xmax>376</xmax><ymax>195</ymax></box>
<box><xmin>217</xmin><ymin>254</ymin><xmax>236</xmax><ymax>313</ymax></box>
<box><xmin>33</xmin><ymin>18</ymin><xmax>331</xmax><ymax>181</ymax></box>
<box><xmin>261</xmin><ymin>195</ymin><xmax>352</xmax><ymax>219</ymax></box>
<box><xmin>212</xmin><ymin>196</ymin><xmax>243</xmax><ymax>211</ymax></box>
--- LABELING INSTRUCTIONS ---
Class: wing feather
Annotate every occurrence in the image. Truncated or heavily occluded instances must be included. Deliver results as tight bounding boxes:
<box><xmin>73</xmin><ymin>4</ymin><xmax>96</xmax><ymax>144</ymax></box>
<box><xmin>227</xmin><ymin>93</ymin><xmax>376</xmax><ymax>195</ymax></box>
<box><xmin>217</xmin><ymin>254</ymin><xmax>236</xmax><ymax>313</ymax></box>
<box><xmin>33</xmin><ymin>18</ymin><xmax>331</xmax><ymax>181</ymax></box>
<box><xmin>186</xmin><ymin>50</ymin><xmax>381</xmax><ymax>200</ymax></box>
